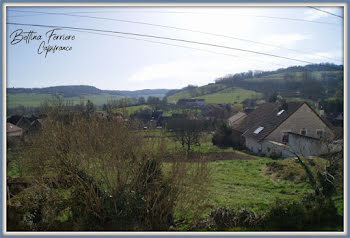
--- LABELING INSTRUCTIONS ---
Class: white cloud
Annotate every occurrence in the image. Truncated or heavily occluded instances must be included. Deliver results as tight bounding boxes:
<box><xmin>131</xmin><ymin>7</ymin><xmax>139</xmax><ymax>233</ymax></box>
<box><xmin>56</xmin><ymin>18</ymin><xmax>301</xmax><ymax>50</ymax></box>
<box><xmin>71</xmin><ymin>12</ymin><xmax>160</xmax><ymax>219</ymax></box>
<box><xmin>126</xmin><ymin>57</ymin><xmax>283</xmax><ymax>90</ymax></box>
<box><xmin>127</xmin><ymin>59</ymin><xmax>229</xmax><ymax>87</ymax></box>
<box><xmin>261</xmin><ymin>33</ymin><xmax>310</xmax><ymax>47</ymax></box>
<box><xmin>297</xmin><ymin>51</ymin><xmax>343</xmax><ymax>64</ymax></box>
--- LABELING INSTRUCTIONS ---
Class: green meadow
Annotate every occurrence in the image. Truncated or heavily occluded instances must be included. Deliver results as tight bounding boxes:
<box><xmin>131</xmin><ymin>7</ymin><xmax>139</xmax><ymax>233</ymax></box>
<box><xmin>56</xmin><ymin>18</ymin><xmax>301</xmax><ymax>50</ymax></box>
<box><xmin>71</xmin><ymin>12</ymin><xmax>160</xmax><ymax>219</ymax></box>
<box><xmin>195</xmin><ymin>87</ymin><xmax>263</xmax><ymax>104</ymax></box>
<box><xmin>7</xmin><ymin>93</ymin><xmax>124</xmax><ymax>108</ymax></box>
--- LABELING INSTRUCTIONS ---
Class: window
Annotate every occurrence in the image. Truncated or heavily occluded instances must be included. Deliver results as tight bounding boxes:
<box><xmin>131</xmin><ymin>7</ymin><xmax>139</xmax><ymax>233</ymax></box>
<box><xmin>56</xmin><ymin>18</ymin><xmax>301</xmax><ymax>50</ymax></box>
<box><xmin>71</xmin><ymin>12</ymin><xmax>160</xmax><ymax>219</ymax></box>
<box><xmin>282</xmin><ymin>134</ymin><xmax>289</xmax><ymax>144</ymax></box>
<box><xmin>277</xmin><ymin>110</ymin><xmax>285</xmax><ymax>116</ymax></box>
<box><xmin>281</xmin><ymin>130</ymin><xmax>291</xmax><ymax>144</ymax></box>
<box><xmin>300</xmin><ymin>128</ymin><xmax>307</xmax><ymax>136</ymax></box>
<box><xmin>254</xmin><ymin>126</ymin><xmax>264</xmax><ymax>134</ymax></box>
<box><xmin>316</xmin><ymin>129</ymin><xmax>324</xmax><ymax>139</ymax></box>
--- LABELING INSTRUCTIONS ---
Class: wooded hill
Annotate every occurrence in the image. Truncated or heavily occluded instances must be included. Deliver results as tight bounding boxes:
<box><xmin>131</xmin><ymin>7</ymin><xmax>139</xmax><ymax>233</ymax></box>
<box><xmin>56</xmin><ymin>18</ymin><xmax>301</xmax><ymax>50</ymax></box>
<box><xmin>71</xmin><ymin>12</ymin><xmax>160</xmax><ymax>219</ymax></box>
<box><xmin>7</xmin><ymin>85</ymin><xmax>170</xmax><ymax>98</ymax></box>
<box><xmin>166</xmin><ymin>63</ymin><xmax>343</xmax><ymax>104</ymax></box>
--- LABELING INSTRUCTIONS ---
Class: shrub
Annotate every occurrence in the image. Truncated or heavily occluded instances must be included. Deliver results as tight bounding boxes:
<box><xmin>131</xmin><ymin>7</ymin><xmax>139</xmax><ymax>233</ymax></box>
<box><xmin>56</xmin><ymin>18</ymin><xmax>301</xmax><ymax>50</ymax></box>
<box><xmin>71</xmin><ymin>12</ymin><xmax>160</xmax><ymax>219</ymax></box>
<box><xmin>212</xmin><ymin>124</ymin><xmax>244</xmax><ymax>150</ymax></box>
<box><xmin>209</xmin><ymin>207</ymin><xmax>260</xmax><ymax>229</ymax></box>
<box><xmin>7</xmin><ymin>100</ymin><xmax>211</xmax><ymax>231</ymax></box>
<box><xmin>268</xmin><ymin>151</ymin><xmax>282</xmax><ymax>160</ymax></box>
<box><xmin>262</xmin><ymin>195</ymin><xmax>341</xmax><ymax>231</ymax></box>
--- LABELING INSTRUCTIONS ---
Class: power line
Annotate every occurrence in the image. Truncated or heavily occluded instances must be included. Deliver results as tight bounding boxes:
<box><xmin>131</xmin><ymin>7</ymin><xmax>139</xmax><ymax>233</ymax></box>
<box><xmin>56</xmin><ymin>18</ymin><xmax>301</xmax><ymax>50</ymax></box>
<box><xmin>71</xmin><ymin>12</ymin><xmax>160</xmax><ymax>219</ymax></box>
<box><xmin>8</xmin><ymin>13</ymin><xmax>49</xmax><ymax>18</ymax></box>
<box><xmin>8</xmin><ymin>9</ymin><xmax>340</xmax><ymax>25</ymax></box>
<box><xmin>68</xmin><ymin>28</ymin><xmax>288</xmax><ymax>68</ymax></box>
<box><xmin>8</xmin><ymin>9</ymin><xmax>342</xmax><ymax>63</ymax></box>
<box><xmin>307</xmin><ymin>6</ymin><xmax>343</xmax><ymax>19</ymax></box>
<box><xmin>7</xmin><ymin>22</ymin><xmax>314</xmax><ymax>64</ymax></box>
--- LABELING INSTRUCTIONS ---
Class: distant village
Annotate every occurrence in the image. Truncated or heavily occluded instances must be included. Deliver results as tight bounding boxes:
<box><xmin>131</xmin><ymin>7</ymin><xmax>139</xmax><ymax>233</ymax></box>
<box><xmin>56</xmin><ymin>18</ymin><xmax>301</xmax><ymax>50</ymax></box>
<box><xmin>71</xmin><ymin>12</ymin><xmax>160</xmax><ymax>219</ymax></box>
<box><xmin>7</xmin><ymin>95</ymin><xmax>343</xmax><ymax>159</ymax></box>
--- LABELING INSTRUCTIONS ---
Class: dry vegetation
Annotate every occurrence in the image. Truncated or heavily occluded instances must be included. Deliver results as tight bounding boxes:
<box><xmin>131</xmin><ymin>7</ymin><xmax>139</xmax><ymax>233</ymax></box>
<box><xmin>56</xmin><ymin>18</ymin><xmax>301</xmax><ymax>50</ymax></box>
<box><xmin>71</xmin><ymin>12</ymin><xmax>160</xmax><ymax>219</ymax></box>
<box><xmin>7</xmin><ymin>100</ymin><xmax>211</xmax><ymax>231</ymax></box>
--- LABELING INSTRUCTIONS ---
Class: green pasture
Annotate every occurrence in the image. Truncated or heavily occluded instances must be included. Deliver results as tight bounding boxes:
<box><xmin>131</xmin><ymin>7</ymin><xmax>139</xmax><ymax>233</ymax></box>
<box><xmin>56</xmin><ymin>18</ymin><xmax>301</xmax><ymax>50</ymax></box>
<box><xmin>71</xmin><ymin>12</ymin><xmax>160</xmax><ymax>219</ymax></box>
<box><xmin>6</xmin><ymin>93</ymin><xmax>124</xmax><ymax>109</ymax></box>
<box><xmin>167</xmin><ymin>84</ymin><xmax>227</xmax><ymax>103</ymax></box>
<box><xmin>195</xmin><ymin>87</ymin><xmax>262</xmax><ymax>104</ymax></box>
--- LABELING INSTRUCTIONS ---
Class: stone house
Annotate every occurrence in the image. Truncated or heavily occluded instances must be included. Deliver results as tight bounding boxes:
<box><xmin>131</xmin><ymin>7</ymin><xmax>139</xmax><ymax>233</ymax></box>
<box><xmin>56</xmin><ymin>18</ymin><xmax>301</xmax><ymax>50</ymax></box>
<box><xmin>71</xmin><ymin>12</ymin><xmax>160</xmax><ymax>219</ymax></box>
<box><xmin>233</xmin><ymin>101</ymin><xmax>337</xmax><ymax>158</ymax></box>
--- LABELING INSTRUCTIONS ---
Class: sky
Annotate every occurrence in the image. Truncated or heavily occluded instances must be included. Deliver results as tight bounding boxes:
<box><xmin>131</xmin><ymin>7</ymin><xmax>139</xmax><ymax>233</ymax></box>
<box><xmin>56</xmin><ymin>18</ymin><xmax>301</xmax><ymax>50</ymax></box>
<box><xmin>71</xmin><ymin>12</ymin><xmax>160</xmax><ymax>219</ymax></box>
<box><xmin>6</xmin><ymin>5</ymin><xmax>344</xmax><ymax>91</ymax></box>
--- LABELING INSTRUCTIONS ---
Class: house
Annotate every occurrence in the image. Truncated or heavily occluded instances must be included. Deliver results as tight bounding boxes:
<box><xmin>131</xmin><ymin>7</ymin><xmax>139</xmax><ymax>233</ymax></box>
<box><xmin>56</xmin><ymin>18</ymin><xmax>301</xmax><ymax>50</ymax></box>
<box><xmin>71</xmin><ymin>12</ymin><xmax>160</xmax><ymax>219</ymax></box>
<box><xmin>234</xmin><ymin>101</ymin><xmax>337</xmax><ymax>158</ymax></box>
<box><xmin>227</xmin><ymin>112</ymin><xmax>247</xmax><ymax>127</ymax></box>
<box><xmin>14</xmin><ymin>116</ymin><xmax>32</xmax><ymax>131</ymax></box>
<box><xmin>7</xmin><ymin>115</ymin><xmax>23</xmax><ymax>125</ymax></box>
<box><xmin>7</xmin><ymin>115</ymin><xmax>35</xmax><ymax>132</ymax></box>
<box><xmin>7</xmin><ymin>123</ymin><xmax>23</xmax><ymax>137</ymax></box>
<box><xmin>157</xmin><ymin>112</ymin><xmax>171</xmax><ymax>126</ymax></box>
<box><xmin>177</xmin><ymin>99</ymin><xmax>206</xmax><ymax>107</ymax></box>
<box><xmin>29</xmin><ymin>118</ymin><xmax>44</xmax><ymax>131</ymax></box>
<box><xmin>201</xmin><ymin>104</ymin><xmax>231</xmax><ymax>119</ymax></box>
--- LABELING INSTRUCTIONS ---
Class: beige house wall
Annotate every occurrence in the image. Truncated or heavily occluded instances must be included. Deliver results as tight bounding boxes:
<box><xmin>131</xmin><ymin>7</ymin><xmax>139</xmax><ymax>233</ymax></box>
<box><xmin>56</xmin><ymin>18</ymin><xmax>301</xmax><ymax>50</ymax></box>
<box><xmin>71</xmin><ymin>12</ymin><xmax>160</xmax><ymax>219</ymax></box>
<box><xmin>7</xmin><ymin>131</ymin><xmax>22</xmax><ymax>137</ymax></box>
<box><xmin>266</xmin><ymin>104</ymin><xmax>334</xmax><ymax>142</ymax></box>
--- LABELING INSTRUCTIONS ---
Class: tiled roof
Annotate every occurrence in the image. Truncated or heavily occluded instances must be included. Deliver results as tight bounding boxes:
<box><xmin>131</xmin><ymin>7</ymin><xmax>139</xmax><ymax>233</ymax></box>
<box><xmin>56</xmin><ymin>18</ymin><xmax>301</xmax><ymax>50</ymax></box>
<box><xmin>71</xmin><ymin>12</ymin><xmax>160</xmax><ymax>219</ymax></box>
<box><xmin>234</xmin><ymin>102</ymin><xmax>304</xmax><ymax>142</ymax></box>
<box><xmin>228</xmin><ymin>112</ymin><xmax>247</xmax><ymax>124</ymax></box>
<box><xmin>6</xmin><ymin>122</ymin><xmax>22</xmax><ymax>133</ymax></box>
<box><xmin>7</xmin><ymin>115</ymin><xmax>23</xmax><ymax>125</ymax></box>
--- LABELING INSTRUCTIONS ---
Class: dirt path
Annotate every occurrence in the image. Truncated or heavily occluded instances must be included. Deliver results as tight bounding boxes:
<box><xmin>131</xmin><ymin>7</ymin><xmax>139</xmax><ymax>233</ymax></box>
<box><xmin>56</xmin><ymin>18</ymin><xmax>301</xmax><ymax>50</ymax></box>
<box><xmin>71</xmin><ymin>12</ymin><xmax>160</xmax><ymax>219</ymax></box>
<box><xmin>201</xmin><ymin>152</ymin><xmax>257</xmax><ymax>161</ymax></box>
<box><xmin>163</xmin><ymin>151</ymin><xmax>257</xmax><ymax>162</ymax></box>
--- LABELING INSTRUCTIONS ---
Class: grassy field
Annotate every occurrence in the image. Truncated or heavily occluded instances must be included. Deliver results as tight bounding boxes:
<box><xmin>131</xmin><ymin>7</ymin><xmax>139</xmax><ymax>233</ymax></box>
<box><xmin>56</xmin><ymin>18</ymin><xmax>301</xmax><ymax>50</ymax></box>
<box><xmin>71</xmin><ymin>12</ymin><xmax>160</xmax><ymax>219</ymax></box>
<box><xmin>167</xmin><ymin>156</ymin><xmax>333</xmax><ymax>229</ymax></box>
<box><xmin>167</xmin><ymin>84</ymin><xmax>227</xmax><ymax>103</ymax></box>
<box><xmin>195</xmin><ymin>87</ymin><xmax>262</xmax><ymax>104</ymax></box>
<box><xmin>167</xmin><ymin>86</ymin><xmax>262</xmax><ymax>104</ymax></box>
<box><xmin>7</xmin><ymin>126</ymin><xmax>343</xmax><ymax>230</ymax></box>
<box><xmin>143</xmin><ymin>133</ymin><xmax>341</xmax><ymax>216</ymax></box>
<box><xmin>7</xmin><ymin>136</ymin><xmax>342</xmax><ymax>231</ymax></box>
<box><xmin>114</xmin><ymin>104</ymin><xmax>150</xmax><ymax>115</ymax></box>
<box><xmin>7</xmin><ymin>93</ymin><xmax>125</xmax><ymax>108</ymax></box>
<box><xmin>7</xmin><ymin>93</ymin><xmax>52</xmax><ymax>108</ymax></box>
<box><xmin>207</xmin><ymin>158</ymin><xmax>313</xmax><ymax>210</ymax></box>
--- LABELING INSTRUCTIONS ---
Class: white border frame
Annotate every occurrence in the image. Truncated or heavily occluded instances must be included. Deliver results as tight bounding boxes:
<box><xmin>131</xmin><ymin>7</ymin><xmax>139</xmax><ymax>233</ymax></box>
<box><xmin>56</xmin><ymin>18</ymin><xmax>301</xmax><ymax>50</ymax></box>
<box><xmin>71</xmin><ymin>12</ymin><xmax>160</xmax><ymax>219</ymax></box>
<box><xmin>2</xmin><ymin>2</ymin><xmax>348</xmax><ymax>236</ymax></box>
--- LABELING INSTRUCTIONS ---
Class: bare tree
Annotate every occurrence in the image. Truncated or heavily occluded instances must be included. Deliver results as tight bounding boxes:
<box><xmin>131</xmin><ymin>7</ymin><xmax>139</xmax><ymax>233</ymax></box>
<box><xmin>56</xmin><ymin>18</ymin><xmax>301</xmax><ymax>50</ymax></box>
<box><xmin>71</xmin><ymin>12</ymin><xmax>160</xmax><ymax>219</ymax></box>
<box><xmin>167</xmin><ymin>118</ymin><xmax>205</xmax><ymax>156</ymax></box>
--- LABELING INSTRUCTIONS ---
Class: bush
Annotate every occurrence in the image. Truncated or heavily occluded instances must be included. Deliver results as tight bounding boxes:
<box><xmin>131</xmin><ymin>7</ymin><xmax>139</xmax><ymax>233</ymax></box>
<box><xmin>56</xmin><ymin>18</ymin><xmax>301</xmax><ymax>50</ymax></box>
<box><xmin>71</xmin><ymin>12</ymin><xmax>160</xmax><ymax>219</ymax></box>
<box><xmin>209</xmin><ymin>207</ymin><xmax>260</xmax><ymax>229</ymax></box>
<box><xmin>7</xmin><ymin>100</ymin><xmax>211</xmax><ymax>231</ymax></box>
<box><xmin>262</xmin><ymin>195</ymin><xmax>342</xmax><ymax>231</ymax></box>
<box><xmin>268</xmin><ymin>151</ymin><xmax>282</xmax><ymax>160</ymax></box>
<box><xmin>197</xmin><ymin>194</ymin><xmax>342</xmax><ymax>231</ymax></box>
<box><xmin>212</xmin><ymin>124</ymin><xmax>244</xmax><ymax>150</ymax></box>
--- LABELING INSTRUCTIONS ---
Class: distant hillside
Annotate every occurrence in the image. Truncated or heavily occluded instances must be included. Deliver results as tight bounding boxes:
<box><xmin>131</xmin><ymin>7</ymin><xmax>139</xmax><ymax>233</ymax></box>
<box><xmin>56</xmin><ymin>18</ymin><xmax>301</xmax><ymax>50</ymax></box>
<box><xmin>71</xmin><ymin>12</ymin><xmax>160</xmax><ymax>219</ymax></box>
<box><xmin>7</xmin><ymin>85</ymin><xmax>171</xmax><ymax>98</ymax></box>
<box><xmin>166</xmin><ymin>63</ymin><xmax>343</xmax><ymax>104</ymax></box>
<box><xmin>105</xmin><ymin>89</ymin><xmax>170</xmax><ymax>98</ymax></box>
<box><xmin>7</xmin><ymin>85</ymin><xmax>172</xmax><ymax>108</ymax></box>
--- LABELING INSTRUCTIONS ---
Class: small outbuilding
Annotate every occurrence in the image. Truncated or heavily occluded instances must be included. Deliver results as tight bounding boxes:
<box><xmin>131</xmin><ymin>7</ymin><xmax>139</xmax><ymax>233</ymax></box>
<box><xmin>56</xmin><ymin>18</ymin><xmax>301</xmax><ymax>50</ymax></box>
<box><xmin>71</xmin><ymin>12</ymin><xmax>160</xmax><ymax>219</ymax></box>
<box><xmin>7</xmin><ymin>123</ymin><xmax>23</xmax><ymax>137</ymax></box>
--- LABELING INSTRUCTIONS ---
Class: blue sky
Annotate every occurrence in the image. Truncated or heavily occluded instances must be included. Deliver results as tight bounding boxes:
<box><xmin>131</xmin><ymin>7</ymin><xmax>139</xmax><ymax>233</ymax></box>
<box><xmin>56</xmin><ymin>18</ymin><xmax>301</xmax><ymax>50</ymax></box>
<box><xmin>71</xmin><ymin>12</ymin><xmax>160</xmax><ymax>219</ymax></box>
<box><xmin>6</xmin><ymin>6</ymin><xmax>344</xmax><ymax>90</ymax></box>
